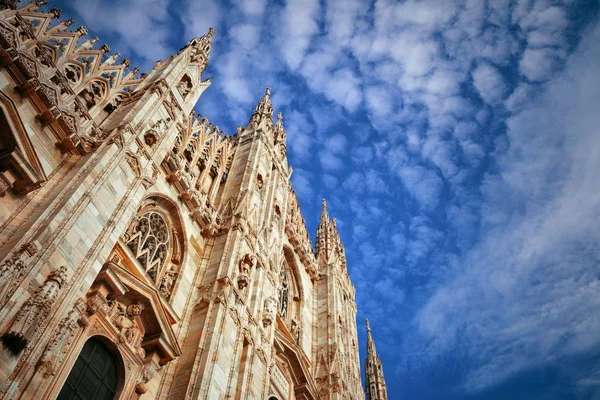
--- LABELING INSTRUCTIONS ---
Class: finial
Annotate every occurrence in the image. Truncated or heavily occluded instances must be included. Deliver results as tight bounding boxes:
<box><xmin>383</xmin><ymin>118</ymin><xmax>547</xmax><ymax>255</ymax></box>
<box><xmin>100</xmin><ymin>44</ymin><xmax>111</xmax><ymax>54</ymax></box>
<box><xmin>322</xmin><ymin>198</ymin><xmax>327</xmax><ymax>209</ymax></box>
<box><xmin>366</xmin><ymin>318</ymin><xmax>371</xmax><ymax>332</ymax></box>
<box><xmin>265</xmin><ymin>87</ymin><xmax>271</xmax><ymax>96</ymax></box>
<box><xmin>76</xmin><ymin>26</ymin><xmax>89</xmax><ymax>37</ymax></box>
<box><xmin>64</xmin><ymin>18</ymin><xmax>74</xmax><ymax>27</ymax></box>
<box><xmin>49</xmin><ymin>7</ymin><xmax>61</xmax><ymax>19</ymax></box>
<box><xmin>207</xmin><ymin>27</ymin><xmax>215</xmax><ymax>37</ymax></box>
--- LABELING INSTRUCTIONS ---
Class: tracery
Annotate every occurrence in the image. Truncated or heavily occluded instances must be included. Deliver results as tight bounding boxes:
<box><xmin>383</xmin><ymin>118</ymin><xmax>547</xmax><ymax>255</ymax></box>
<box><xmin>124</xmin><ymin>211</ymin><xmax>171</xmax><ymax>285</ymax></box>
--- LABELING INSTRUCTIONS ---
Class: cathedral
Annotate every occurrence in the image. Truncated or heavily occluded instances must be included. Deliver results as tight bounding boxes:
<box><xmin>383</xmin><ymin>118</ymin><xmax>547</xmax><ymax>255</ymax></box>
<box><xmin>0</xmin><ymin>2</ymin><xmax>388</xmax><ymax>399</ymax></box>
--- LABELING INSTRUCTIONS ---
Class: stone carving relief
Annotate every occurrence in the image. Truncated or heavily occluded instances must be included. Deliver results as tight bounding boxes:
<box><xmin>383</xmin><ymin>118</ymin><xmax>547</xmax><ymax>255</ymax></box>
<box><xmin>0</xmin><ymin>243</ymin><xmax>38</xmax><ymax>307</ymax></box>
<box><xmin>108</xmin><ymin>301</ymin><xmax>144</xmax><ymax>356</ymax></box>
<box><xmin>159</xmin><ymin>266</ymin><xmax>178</xmax><ymax>299</ymax></box>
<box><xmin>144</xmin><ymin>118</ymin><xmax>170</xmax><ymax>147</ymax></box>
<box><xmin>262</xmin><ymin>296</ymin><xmax>277</xmax><ymax>328</ymax></box>
<box><xmin>135</xmin><ymin>361</ymin><xmax>160</xmax><ymax>395</ymax></box>
<box><xmin>1</xmin><ymin>266</ymin><xmax>68</xmax><ymax>354</ymax></box>
<box><xmin>291</xmin><ymin>318</ymin><xmax>300</xmax><ymax>344</ymax></box>
<box><xmin>37</xmin><ymin>299</ymin><xmax>87</xmax><ymax>378</ymax></box>
<box><xmin>177</xmin><ymin>74</ymin><xmax>193</xmax><ymax>98</ymax></box>
<box><xmin>161</xmin><ymin>113</ymin><xmax>236</xmax><ymax>237</ymax></box>
<box><xmin>125</xmin><ymin>150</ymin><xmax>142</xmax><ymax>177</ymax></box>
<box><xmin>237</xmin><ymin>253</ymin><xmax>254</xmax><ymax>290</ymax></box>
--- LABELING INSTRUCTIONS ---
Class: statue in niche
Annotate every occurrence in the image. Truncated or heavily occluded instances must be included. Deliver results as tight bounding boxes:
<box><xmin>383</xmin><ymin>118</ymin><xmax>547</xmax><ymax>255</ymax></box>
<box><xmin>239</xmin><ymin>254</ymin><xmax>254</xmax><ymax>275</ymax></box>
<box><xmin>262</xmin><ymin>296</ymin><xmax>277</xmax><ymax>328</ymax></box>
<box><xmin>278</xmin><ymin>264</ymin><xmax>289</xmax><ymax>319</ymax></box>
<box><xmin>159</xmin><ymin>267</ymin><xmax>178</xmax><ymax>299</ymax></box>
<box><xmin>291</xmin><ymin>318</ymin><xmax>300</xmax><ymax>343</ymax></box>
<box><xmin>237</xmin><ymin>254</ymin><xmax>254</xmax><ymax>290</ymax></box>
<box><xmin>177</xmin><ymin>75</ymin><xmax>193</xmax><ymax>97</ymax></box>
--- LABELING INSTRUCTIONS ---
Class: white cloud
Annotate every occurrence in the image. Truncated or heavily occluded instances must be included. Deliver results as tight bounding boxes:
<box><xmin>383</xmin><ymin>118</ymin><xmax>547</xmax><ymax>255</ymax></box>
<box><xmin>230</xmin><ymin>24</ymin><xmax>261</xmax><ymax>50</ymax></box>
<box><xmin>472</xmin><ymin>63</ymin><xmax>508</xmax><ymax>104</ymax></box>
<box><xmin>416</xmin><ymin>21</ymin><xmax>600</xmax><ymax>391</ymax></box>
<box><xmin>71</xmin><ymin>0</ymin><xmax>173</xmax><ymax>65</ymax></box>
<box><xmin>239</xmin><ymin>0</ymin><xmax>267</xmax><ymax>17</ymax></box>
<box><xmin>280</xmin><ymin>0</ymin><xmax>321</xmax><ymax>70</ymax></box>
<box><xmin>319</xmin><ymin>150</ymin><xmax>344</xmax><ymax>171</ymax></box>
<box><xmin>397</xmin><ymin>165</ymin><xmax>443</xmax><ymax>210</ymax></box>
<box><xmin>181</xmin><ymin>0</ymin><xmax>221</xmax><ymax>45</ymax></box>
<box><xmin>286</xmin><ymin>110</ymin><xmax>314</xmax><ymax>160</ymax></box>
<box><xmin>324</xmin><ymin>134</ymin><xmax>347</xmax><ymax>154</ymax></box>
<box><xmin>291</xmin><ymin>168</ymin><xmax>314</xmax><ymax>200</ymax></box>
<box><xmin>520</xmin><ymin>48</ymin><xmax>560</xmax><ymax>82</ymax></box>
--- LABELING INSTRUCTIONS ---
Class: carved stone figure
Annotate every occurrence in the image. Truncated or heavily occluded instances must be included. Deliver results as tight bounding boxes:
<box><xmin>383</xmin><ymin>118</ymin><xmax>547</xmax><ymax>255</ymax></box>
<box><xmin>2</xmin><ymin>266</ymin><xmax>68</xmax><ymax>354</ymax></box>
<box><xmin>278</xmin><ymin>263</ymin><xmax>289</xmax><ymax>319</ymax></box>
<box><xmin>237</xmin><ymin>253</ymin><xmax>254</xmax><ymax>290</ymax></box>
<box><xmin>291</xmin><ymin>318</ymin><xmax>300</xmax><ymax>343</ymax></box>
<box><xmin>113</xmin><ymin>302</ymin><xmax>143</xmax><ymax>345</ymax></box>
<box><xmin>262</xmin><ymin>296</ymin><xmax>277</xmax><ymax>328</ymax></box>
<box><xmin>159</xmin><ymin>267</ymin><xmax>178</xmax><ymax>299</ymax></box>
<box><xmin>37</xmin><ymin>299</ymin><xmax>86</xmax><ymax>378</ymax></box>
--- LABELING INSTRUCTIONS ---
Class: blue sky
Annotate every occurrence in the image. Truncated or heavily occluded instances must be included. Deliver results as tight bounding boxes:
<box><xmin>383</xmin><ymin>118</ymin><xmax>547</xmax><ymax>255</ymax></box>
<box><xmin>54</xmin><ymin>0</ymin><xmax>600</xmax><ymax>398</ymax></box>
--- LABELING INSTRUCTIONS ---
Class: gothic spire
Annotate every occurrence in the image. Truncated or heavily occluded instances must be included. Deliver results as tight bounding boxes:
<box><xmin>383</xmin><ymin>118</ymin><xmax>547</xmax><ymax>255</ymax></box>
<box><xmin>320</xmin><ymin>198</ymin><xmax>329</xmax><ymax>226</ymax></box>
<box><xmin>249</xmin><ymin>87</ymin><xmax>273</xmax><ymax>129</ymax></box>
<box><xmin>364</xmin><ymin>319</ymin><xmax>388</xmax><ymax>400</ymax></box>
<box><xmin>316</xmin><ymin>199</ymin><xmax>330</xmax><ymax>255</ymax></box>
<box><xmin>185</xmin><ymin>27</ymin><xmax>214</xmax><ymax>74</ymax></box>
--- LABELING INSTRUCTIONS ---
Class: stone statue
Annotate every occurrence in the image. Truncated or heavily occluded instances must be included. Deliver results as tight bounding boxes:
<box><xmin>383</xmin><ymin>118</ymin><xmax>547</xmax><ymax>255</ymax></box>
<box><xmin>159</xmin><ymin>267</ymin><xmax>178</xmax><ymax>299</ymax></box>
<box><xmin>2</xmin><ymin>266</ymin><xmax>68</xmax><ymax>354</ymax></box>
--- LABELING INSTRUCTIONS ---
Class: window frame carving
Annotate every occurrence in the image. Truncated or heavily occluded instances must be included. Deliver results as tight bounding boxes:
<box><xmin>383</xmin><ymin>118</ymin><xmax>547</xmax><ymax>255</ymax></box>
<box><xmin>0</xmin><ymin>90</ymin><xmax>47</xmax><ymax>196</ymax></box>
<box><xmin>119</xmin><ymin>196</ymin><xmax>186</xmax><ymax>302</ymax></box>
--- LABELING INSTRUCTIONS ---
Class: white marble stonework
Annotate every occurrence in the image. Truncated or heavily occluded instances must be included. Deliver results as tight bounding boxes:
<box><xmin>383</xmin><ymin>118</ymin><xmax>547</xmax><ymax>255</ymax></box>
<box><xmin>0</xmin><ymin>3</ymin><xmax>364</xmax><ymax>400</ymax></box>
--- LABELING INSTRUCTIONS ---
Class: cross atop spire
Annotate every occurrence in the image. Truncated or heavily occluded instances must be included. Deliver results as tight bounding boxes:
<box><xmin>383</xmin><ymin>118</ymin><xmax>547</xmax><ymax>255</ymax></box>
<box><xmin>249</xmin><ymin>87</ymin><xmax>273</xmax><ymax>129</ymax></box>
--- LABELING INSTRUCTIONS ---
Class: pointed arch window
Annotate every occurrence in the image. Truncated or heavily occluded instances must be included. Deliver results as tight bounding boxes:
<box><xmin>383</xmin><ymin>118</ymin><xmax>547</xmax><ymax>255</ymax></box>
<box><xmin>124</xmin><ymin>211</ymin><xmax>171</xmax><ymax>285</ymax></box>
<box><xmin>120</xmin><ymin>197</ymin><xmax>185</xmax><ymax>301</ymax></box>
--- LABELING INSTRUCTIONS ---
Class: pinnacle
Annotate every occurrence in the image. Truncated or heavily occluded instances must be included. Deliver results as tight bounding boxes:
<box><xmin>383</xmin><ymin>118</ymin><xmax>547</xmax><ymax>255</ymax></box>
<box><xmin>319</xmin><ymin>198</ymin><xmax>330</xmax><ymax>225</ymax></box>
<box><xmin>249</xmin><ymin>87</ymin><xmax>274</xmax><ymax>128</ymax></box>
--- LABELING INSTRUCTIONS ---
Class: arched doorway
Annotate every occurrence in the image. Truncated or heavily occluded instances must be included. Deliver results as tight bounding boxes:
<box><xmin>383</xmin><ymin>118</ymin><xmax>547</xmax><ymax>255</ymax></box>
<box><xmin>57</xmin><ymin>337</ymin><xmax>121</xmax><ymax>400</ymax></box>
